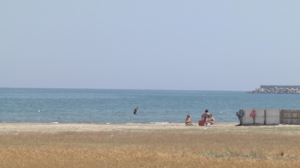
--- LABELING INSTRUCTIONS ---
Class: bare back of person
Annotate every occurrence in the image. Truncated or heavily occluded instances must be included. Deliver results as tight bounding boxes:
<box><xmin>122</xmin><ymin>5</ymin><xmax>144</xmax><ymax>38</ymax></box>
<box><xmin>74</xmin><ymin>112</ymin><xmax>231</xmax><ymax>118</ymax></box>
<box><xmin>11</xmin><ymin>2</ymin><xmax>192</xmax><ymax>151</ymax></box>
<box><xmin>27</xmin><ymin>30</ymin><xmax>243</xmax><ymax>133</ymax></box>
<box><xmin>202</xmin><ymin>109</ymin><xmax>211</xmax><ymax>126</ymax></box>
<box><xmin>202</xmin><ymin>112</ymin><xmax>211</xmax><ymax>118</ymax></box>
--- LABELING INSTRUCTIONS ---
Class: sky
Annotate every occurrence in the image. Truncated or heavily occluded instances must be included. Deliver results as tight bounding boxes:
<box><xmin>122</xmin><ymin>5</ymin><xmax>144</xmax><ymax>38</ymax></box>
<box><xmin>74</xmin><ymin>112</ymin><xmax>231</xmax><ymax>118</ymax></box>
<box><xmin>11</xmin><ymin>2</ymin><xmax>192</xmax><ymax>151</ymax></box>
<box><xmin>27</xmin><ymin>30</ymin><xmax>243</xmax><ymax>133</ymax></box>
<box><xmin>1</xmin><ymin>1</ymin><xmax>300</xmax><ymax>91</ymax></box>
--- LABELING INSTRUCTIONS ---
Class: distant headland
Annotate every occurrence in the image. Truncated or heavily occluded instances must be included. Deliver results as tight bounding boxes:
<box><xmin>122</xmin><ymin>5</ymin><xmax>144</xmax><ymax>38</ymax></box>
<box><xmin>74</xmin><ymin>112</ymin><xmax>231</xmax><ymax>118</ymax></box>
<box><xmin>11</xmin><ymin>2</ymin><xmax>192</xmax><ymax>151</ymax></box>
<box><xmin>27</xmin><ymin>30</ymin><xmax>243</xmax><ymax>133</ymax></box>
<box><xmin>247</xmin><ymin>85</ymin><xmax>300</xmax><ymax>94</ymax></box>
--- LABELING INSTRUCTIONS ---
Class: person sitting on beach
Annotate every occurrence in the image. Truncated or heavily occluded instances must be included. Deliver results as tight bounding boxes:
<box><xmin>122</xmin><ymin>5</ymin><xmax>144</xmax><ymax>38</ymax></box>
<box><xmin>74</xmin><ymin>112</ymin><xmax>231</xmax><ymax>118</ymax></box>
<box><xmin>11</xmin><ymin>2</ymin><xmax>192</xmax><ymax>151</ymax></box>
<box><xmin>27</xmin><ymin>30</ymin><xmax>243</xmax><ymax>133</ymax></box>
<box><xmin>185</xmin><ymin>114</ymin><xmax>194</xmax><ymax>126</ymax></box>
<box><xmin>202</xmin><ymin>109</ymin><xmax>211</xmax><ymax>126</ymax></box>
<box><xmin>210</xmin><ymin>114</ymin><xmax>215</xmax><ymax>125</ymax></box>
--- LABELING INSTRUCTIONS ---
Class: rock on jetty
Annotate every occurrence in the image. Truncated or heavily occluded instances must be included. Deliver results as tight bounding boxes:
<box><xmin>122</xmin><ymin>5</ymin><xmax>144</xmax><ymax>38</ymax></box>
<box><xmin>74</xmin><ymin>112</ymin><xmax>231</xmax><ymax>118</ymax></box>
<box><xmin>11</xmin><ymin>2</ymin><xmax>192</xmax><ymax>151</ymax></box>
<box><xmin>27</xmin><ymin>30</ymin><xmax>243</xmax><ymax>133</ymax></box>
<box><xmin>247</xmin><ymin>85</ymin><xmax>300</xmax><ymax>94</ymax></box>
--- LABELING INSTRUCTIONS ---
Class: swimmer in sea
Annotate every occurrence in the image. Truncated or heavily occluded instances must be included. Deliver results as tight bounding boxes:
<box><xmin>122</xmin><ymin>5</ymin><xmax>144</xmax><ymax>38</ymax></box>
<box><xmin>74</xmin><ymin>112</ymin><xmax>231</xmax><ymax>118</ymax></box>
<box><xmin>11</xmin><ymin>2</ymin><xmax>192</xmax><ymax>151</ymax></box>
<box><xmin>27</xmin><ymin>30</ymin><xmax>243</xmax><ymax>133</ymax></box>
<box><xmin>133</xmin><ymin>107</ymin><xmax>138</xmax><ymax>115</ymax></box>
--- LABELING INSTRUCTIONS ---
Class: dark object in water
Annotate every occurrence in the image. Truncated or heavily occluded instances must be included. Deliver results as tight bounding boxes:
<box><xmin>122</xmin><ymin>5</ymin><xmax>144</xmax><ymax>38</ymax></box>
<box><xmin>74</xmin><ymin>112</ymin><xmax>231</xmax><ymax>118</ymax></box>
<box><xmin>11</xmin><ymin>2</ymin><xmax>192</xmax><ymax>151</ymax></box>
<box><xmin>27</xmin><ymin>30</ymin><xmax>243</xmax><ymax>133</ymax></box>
<box><xmin>133</xmin><ymin>107</ymin><xmax>138</xmax><ymax>115</ymax></box>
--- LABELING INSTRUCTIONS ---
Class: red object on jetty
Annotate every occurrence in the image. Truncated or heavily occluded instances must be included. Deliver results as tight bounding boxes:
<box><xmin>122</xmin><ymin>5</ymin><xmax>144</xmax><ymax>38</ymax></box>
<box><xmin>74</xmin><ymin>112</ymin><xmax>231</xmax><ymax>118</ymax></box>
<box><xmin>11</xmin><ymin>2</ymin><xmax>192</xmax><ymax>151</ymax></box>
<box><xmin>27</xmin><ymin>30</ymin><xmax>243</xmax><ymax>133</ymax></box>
<box><xmin>250</xmin><ymin>109</ymin><xmax>256</xmax><ymax>118</ymax></box>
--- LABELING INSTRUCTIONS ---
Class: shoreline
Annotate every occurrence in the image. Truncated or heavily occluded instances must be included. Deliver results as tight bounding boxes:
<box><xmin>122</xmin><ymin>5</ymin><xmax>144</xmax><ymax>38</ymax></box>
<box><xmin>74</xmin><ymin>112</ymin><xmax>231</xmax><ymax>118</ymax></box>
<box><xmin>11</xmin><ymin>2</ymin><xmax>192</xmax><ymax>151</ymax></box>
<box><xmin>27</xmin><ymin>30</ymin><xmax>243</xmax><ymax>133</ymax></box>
<box><xmin>0</xmin><ymin>122</ymin><xmax>238</xmax><ymax>133</ymax></box>
<box><xmin>1</xmin><ymin>122</ymin><xmax>299</xmax><ymax>133</ymax></box>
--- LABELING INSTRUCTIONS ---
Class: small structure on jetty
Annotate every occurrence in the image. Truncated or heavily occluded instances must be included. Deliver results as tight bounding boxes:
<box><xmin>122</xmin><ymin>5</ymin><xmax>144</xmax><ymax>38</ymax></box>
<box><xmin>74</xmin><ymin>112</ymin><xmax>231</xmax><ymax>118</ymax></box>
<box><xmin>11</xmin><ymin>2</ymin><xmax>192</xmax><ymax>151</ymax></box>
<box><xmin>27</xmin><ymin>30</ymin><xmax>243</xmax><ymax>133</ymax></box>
<box><xmin>239</xmin><ymin>109</ymin><xmax>300</xmax><ymax>125</ymax></box>
<box><xmin>247</xmin><ymin>85</ymin><xmax>300</xmax><ymax>94</ymax></box>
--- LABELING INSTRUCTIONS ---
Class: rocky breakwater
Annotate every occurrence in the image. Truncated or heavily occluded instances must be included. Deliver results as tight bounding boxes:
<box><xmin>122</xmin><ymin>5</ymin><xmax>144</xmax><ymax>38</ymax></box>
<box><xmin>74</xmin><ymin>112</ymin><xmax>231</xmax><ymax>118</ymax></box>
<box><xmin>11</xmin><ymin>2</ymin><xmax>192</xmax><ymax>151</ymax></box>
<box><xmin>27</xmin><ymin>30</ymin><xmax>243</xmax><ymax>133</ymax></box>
<box><xmin>247</xmin><ymin>86</ymin><xmax>300</xmax><ymax>94</ymax></box>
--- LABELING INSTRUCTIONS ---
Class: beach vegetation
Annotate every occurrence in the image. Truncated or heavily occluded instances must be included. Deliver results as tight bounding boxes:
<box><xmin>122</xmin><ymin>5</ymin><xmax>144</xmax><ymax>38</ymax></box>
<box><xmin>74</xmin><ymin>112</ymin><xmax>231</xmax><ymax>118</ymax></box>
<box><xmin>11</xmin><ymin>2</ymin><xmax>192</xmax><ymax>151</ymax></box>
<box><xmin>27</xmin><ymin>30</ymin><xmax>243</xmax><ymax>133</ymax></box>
<box><xmin>0</xmin><ymin>126</ymin><xmax>300</xmax><ymax>167</ymax></box>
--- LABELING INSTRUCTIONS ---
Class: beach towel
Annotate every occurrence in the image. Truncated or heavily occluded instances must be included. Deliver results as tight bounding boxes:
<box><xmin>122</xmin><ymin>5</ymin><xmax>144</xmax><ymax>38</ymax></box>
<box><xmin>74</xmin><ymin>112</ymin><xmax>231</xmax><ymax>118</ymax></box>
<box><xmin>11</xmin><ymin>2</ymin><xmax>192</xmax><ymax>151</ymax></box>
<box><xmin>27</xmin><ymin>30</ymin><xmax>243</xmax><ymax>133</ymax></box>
<box><xmin>250</xmin><ymin>109</ymin><xmax>256</xmax><ymax>118</ymax></box>
<box><xmin>205</xmin><ymin>116</ymin><xmax>210</xmax><ymax>125</ymax></box>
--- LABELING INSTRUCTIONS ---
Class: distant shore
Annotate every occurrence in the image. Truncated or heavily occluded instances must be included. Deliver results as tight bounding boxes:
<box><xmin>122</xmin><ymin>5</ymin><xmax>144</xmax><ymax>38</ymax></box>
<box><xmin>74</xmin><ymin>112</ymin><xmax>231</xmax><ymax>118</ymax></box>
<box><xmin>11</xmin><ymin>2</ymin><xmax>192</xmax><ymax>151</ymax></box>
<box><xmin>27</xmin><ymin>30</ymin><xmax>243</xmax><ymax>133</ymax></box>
<box><xmin>247</xmin><ymin>85</ymin><xmax>300</xmax><ymax>94</ymax></box>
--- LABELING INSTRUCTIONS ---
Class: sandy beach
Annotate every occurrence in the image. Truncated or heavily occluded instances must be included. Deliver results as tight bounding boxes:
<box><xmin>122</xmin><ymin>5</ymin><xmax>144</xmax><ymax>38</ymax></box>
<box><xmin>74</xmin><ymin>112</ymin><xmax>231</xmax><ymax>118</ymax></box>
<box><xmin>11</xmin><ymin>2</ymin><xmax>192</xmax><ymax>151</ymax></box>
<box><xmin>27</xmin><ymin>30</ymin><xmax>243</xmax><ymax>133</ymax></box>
<box><xmin>0</xmin><ymin>122</ymin><xmax>238</xmax><ymax>133</ymax></box>
<box><xmin>1</xmin><ymin>122</ymin><xmax>300</xmax><ymax>134</ymax></box>
<box><xmin>1</xmin><ymin>123</ymin><xmax>300</xmax><ymax>168</ymax></box>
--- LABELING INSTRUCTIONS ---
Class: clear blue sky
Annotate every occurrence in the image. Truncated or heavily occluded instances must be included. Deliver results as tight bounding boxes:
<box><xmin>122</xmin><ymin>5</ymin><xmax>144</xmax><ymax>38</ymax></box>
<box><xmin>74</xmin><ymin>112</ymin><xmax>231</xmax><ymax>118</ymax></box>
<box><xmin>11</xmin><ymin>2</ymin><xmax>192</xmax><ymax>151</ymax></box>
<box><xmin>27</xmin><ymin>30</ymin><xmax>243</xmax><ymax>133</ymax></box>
<box><xmin>1</xmin><ymin>1</ymin><xmax>300</xmax><ymax>91</ymax></box>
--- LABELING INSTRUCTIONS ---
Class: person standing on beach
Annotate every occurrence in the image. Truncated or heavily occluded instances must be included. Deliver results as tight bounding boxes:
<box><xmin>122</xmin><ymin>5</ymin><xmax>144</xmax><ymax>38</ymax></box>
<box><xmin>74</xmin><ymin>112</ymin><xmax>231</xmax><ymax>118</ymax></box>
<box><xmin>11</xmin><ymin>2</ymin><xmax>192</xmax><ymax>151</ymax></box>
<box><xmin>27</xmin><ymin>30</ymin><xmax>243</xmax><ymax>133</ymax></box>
<box><xmin>133</xmin><ymin>107</ymin><xmax>138</xmax><ymax>115</ymax></box>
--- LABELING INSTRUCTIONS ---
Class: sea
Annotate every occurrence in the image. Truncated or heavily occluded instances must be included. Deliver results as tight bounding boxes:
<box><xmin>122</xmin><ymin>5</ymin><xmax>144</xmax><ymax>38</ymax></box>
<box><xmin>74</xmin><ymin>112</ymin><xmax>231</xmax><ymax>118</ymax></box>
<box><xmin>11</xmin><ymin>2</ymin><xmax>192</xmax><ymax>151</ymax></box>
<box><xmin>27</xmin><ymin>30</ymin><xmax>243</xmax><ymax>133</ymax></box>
<box><xmin>1</xmin><ymin>88</ymin><xmax>300</xmax><ymax>124</ymax></box>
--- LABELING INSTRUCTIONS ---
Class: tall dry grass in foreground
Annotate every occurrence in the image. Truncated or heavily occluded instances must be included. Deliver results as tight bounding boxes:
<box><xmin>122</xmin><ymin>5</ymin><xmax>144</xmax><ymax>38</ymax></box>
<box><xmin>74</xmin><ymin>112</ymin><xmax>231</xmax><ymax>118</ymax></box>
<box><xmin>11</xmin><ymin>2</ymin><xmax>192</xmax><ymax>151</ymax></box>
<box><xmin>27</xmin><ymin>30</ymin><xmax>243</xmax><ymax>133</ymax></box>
<box><xmin>1</xmin><ymin>127</ymin><xmax>300</xmax><ymax>168</ymax></box>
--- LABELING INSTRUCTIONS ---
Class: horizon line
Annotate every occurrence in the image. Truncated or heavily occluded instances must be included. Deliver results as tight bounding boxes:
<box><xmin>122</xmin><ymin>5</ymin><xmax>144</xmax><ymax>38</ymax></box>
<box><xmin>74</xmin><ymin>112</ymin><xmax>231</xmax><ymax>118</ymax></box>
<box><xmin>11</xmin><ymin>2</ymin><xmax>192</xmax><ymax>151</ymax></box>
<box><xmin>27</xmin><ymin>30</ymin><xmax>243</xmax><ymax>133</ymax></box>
<box><xmin>0</xmin><ymin>87</ymin><xmax>247</xmax><ymax>92</ymax></box>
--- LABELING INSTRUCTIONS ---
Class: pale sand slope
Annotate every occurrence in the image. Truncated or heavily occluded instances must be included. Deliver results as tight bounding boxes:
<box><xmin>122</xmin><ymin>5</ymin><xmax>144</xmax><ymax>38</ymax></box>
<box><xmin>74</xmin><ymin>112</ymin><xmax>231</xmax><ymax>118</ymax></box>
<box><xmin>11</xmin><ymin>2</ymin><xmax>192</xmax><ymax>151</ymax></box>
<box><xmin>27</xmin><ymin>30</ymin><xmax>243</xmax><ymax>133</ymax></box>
<box><xmin>0</xmin><ymin>122</ymin><xmax>239</xmax><ymax>133</ymax></box>
<box><xmin>1</xmin><ymin>122</ymin><xmax>299</xmax><ymax>133</ymax></box>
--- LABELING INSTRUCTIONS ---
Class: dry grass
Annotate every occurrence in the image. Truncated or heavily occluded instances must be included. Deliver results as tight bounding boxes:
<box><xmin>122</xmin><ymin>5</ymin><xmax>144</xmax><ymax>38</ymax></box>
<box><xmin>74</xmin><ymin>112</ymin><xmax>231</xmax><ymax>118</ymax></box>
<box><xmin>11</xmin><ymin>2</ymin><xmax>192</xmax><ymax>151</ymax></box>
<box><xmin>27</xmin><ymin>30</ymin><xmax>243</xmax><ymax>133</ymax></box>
<box><xmin>1</xmin><ymin>126</ymin><xmax>300</xmax><ymax>168</ymax></box>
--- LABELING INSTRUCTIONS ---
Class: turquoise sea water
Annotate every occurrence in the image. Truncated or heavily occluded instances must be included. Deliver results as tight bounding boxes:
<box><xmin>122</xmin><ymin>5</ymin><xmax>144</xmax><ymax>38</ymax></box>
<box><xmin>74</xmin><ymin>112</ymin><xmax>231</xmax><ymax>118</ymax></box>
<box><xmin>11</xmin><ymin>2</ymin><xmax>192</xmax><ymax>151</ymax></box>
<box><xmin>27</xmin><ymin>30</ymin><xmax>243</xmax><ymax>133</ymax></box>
<box><xmin>1</xmin><ymin>88</ymin><xmax>300</xmax><ymax>123</ymax></box>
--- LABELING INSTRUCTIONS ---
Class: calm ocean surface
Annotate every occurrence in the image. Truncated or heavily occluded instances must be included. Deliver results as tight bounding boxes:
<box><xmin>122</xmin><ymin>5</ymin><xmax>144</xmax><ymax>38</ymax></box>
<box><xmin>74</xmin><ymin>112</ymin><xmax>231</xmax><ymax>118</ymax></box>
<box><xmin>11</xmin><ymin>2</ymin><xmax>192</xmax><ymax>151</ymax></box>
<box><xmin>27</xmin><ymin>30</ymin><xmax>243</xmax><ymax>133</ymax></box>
<box><xmin>1</xmin><ymin>88</ymin><xmax>300</xmax><ymax>124</ymax></box>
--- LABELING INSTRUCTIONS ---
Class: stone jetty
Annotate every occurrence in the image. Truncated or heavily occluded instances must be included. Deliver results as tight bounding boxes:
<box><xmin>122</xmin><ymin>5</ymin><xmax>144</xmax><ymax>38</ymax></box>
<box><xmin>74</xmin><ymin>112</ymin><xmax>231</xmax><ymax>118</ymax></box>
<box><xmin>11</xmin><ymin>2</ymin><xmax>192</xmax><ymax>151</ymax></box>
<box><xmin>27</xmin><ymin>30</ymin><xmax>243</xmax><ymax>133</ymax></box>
<box><xmin>247</xmin><ymin>85</ymin><xmax>300</xmax><ymax>94</ymax></box>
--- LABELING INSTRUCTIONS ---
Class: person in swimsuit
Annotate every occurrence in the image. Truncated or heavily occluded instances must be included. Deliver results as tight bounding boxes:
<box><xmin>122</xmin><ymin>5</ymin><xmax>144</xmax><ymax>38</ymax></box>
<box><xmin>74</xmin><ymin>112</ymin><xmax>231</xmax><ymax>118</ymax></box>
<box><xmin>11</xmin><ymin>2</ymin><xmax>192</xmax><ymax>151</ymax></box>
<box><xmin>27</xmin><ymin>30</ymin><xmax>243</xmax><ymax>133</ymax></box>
<box><xmin>202</xmin><ymin>109</ymin><xmax>211</xmax><ymax>126</ymax></box>
<box><xmin>210</xmin><ymin>114</ymin><xmax>215</xmax><ymax>125</ymax></box>
<box><xmin>185</xmin><ymin>114</ymin><xmax>194</xmax><ymax>126</ymax></box>
<box><xmin>133</xmin><ymin>107</ymin><xmax>138</xmax><ymax>115</ymax></box>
